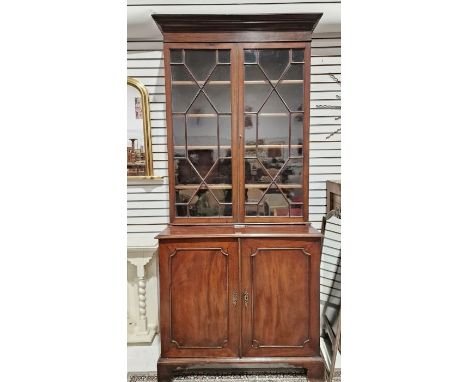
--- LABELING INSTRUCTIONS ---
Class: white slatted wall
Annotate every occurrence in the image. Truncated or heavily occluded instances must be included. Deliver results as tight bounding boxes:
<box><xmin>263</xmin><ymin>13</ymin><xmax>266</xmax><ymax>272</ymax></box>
<box><xmin>127</xmin><ymin>6</ymin><xmax>341</xmax><ymax>305</ymax></box>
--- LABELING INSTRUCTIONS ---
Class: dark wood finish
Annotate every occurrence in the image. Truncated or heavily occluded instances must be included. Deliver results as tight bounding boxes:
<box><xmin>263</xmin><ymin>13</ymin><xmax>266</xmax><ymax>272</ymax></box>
<box><xmin>153</xmin><ymin>13</ymin><xmax>325</xmax><ymax>381</ymax></box>
<box><xmin>158</xmin><ymin>239</ymin><xmax>239</xmax><ymax>358</ymax></box>
<box><xmin>241</xmin><ymin>238</ymin><xmax>321</xmax><ymax>357</ymax></box>
<box><xmin>326</xmin><ymin>180</ymin><xmax>341</xmax><ymax>213</ymax></box>
<box><xmin>157</xmin><ymin>224</ymin><xmax>322</xmax><ymax>240</ymax></box>
<box><xmin>152</xmin><ymin>13</ymin><xmax>322</xmax><ymax>35</ymax></box>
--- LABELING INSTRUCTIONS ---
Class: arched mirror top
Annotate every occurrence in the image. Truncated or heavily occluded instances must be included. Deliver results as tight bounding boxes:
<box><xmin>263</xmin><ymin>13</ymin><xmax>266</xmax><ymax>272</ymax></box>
<box><xmin>127</xmin><ymin>77</ymin><xmax>160</xmax><ymax>180</ymax></box>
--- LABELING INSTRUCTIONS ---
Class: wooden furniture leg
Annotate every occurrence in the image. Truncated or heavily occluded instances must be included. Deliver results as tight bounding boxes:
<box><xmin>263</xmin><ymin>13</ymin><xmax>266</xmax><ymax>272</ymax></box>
<box><xmin>157</xmin><ymin>363</ymin><xmax>174</xmax><ymax>382</ymax></box>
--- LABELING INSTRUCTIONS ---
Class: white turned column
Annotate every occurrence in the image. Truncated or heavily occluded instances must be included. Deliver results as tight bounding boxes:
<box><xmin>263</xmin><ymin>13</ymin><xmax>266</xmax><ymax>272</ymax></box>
<box><xmin>127</xmin><ymin>246</ymin><xmax>158</xmax><ymax>344</ymax></box>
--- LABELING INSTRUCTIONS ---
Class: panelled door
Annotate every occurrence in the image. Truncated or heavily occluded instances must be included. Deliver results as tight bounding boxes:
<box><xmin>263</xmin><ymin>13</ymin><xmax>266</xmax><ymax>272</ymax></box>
<box><xmin>159</xmin><ymin>239</ymin><xmax>240</xmax><ymax>357</ymax></box>
<box><xmin>240</xmin><ymin>238</ymin><xmax>321</xmax><ymax>357</ymax></box>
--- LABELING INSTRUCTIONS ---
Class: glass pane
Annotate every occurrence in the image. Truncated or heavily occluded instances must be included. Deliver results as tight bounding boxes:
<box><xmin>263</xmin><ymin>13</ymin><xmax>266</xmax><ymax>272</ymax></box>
<box><xmin>244</xmin><ymin>66</ymin><xmax>272</xmax><ymax>112</ymax></box>
<box><xmin>205</xmin><ymin>66</ymin><xmax>231</xmax><ymax>113</ymax></box>
<box><xmin>244</xmin><ymin>50</ymin><xmax>257</xmax><ymax>63</ymax></box>
<box><xmin>244</xmin><ymin>115</ymin><xmax>256</xmax><ymax>147</ymax></box>
<box><xmin>188</xmin><ymin>92</ymin><xmax>216</xmax><ymax>115</ymax></box>
<box><xmin>188</xmin><ymin>189</ymin><xmax>219</xmax><ymax>217</ymax></box>
<box><xmin>219</xmin><ymin>115</ymin><xmax>231</xmax><ymax>151</ymax></box>
<box><xmin>245</xmin><ymin>159</ymin><xmax>271</xmax><ymax>184</ymax></box>
<box><xmin>260</xmin><ymin>185</ymin><xmax>289</xmax><ymax>217</ymax></box>
<box><xmin>220</xmin><ymin>204</ymin><xmax>232</xmax><ymax>216</ymax></box>
<box><xmin>172</xmin><ymin>114</ymin><xmax>186</xmax><ymax>157</ymax></box>
<box><xmin>292</xmin><ymin>49</ymin><xmax>304</xmax><ymax>63</ymax></box>
<box><xmin>290</xmin><ymin>204</ymin><xmax>303</xmax><ymax>216</ymax></box>
<box><xmin>257</xmin><ymin>146</ymin><xmax>288</xmax><ymax>178</ymax></box>
<box><xmin>218</xmin><ymin>50</ymin><xmax>230</xmax><ymax>63</ymax></box>
<box><xmin>188</xmin><ymin>149</ymin><xmax>216</xmax><ymax>178</ymax></box>
<box><xmin>258</xmin><ymin>50</ymin><xmax>289</xmax><ymax>81</ymax></box>
<box><xmin>258</xmin><ymin>114</ymin><xmax>289</xmax><ymax>145</ymax></box>
<box><xmin>185</xmin><ymin>50</ymin><xmax>216</xmax><ymax>82</ymax></box>
<box><xmin>205</xmin><ymin>160</ymin><xmax>232</xmax><ymax>185</ymax></box>
<box><xmin>186</xmin><ymin>115</ymin><xmax>217</xmax><ymax>147</ymax></box>
<box><xmin>170</xmin><ymin>49</ymin><xmax>183</xmax><ymax>63</ymax></box>
<box><xmin>171</xmin><ymin>66</ymin><xmax>199</xmax><ymax>113</ymax></box>
<box><xmin>277</xmin><ymin>64</ymin><xmax>304</xmax><ymax>112</ymax></box>
<box><xmin>175</xmin><ymin>204</ymin><xmax>188</xmax><ymax>217</ymax></box>
<box><xmin>259</xmin><ymin>92</ymin><xmax>288</xmax><ymax>114</ymax></box>
<box><xmin>174</xmin><ymin>158</ymin><xmax>202</xmax><ymax>185</ymax></box>
<box><xmin>276</xmin><ymin>158</ymin><xmax>303</xmax><ymax>185</ymax></box>
<box><xmin>283</xmin><ymin>188</ymin><xmax>304</xmax><ymax>204</ymax></box>
<box><xmin>291</xmin><ymin>113</ymin><xmax>304</xmax><ymax>157</ymax></box>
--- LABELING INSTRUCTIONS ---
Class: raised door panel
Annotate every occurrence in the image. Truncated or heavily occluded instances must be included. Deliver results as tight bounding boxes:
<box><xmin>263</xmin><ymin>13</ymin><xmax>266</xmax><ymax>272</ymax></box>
<box><xmin>241</xmin><ymin>238</ymin><xmax>321</xmax><ymax>357</ymax></box>
<box><xmin>159</xmin><ymin>239</ymin><xmax>239</xmax><ymax>357</ymax></box>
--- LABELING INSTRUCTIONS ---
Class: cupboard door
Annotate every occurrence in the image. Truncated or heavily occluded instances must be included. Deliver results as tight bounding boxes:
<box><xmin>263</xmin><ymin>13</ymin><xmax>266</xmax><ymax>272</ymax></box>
<box><xmin>241</xmin><ymin>238</ymin><xmax>320</xmax><ymax>357</ymax></box>
<box><xmin>159</xmin><ymin>239</ymin><xmax>239</xmax><ymax>357</ymax></box>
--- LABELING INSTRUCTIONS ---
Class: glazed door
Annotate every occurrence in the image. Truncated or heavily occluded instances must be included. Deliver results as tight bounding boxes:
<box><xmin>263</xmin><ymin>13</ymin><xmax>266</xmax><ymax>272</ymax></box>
<box><xmin>240</xmin><ymin>238</ymin><xmax>321</xmax><ymax>357</ymax></box>
<box><xmin>159</xmin><ymin>239</ymin><xmax>240</xmax><ymax>357</ymax></box>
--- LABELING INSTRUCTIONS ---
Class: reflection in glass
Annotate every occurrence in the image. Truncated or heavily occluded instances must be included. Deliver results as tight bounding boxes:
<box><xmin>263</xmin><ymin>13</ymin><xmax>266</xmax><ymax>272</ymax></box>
<box><xmin>244</xmin><ymin>115</ymin><xmax>256</xmax><ymax>148</ymax></box>
<box><xmin>219</xmin><ymin>115</ymin><xmax>232</xmax><ymax>149</ymax></box>
<box><xmin>188</xmin><ymin>149</ymin><xmax>215</xmax><ymax>178</ymax></box>
<box><xmin>243</xmin><ymin>48</ymin><xmax>305</xmax><ymax>217</ymax></box>
<box><xmin>186</xmin><ymin>115</ymin><xmax>217</xmax><ymax>147</ymax></box>
<box><xmin>277</xmin><ymin>158</ymin><xmax>303</xmax><ymax>185</ymax></box>
<box><xmin>244</xmin><ymin>50</ymin><xmax>257</xmax><ymax>63</ymax></box>
<box><xmin>127</xmin><ymin>83</ymin><xmax>147</xmax><ymax>176</ymax></box>
<box><xmin>173</xmin><ymin>114</ymin><xmax>186</xmax><ymax>157</ymax></box>
<box><xmin>205</xmin><ymin>66</ymin><xmax>231</xmax><ymax>113</ymax></box>
<box><xmin>170</xmin><ymin>49</ymin><xmax>183</xmax><ymax>63</ymax></box>
<box><xmin>258</xmin><ymin>50</ymin><xmax>289</xmax><ymax>80</ymax></box>
<box><xmin>292</xmin><ymin>49</ymin><xmax>304</xmax><ymax>63</ymax></box>
<box><xmin>291</xmin><ymin>113</ymin><xmax>303</xmax><ymax>157</ymax></box>
<box><xmin>205</xmin><ymin>159</ymin><xmax>232</xmax><ymax>185</ymax></box>
<box><xmin>188</xmin><ymin>189</ymin><xmax>219</xmax><ymax>217</ymax></box>
<box><xmin>245</xmin><ymin>159</ymin><xmax>270</xmax><ymax>184</ymax></box>
<box><xmin>171</xmin><ymin>66</ymin><xmax>199</xmax><ymax>113</ymax></box>
<box><xmin>218</xmin><ymin>50</ymin><xmax>230</xmax><ymax>63</ymax></box>
<box><xmin>174</xmin><ymin>158</ymin><xmax>202</xmax><ymax>185</ymax></box>
<box><xmin>185</xmin><ymin>50</ymin><xmax>216</xmax><ymax>81</ymax></box>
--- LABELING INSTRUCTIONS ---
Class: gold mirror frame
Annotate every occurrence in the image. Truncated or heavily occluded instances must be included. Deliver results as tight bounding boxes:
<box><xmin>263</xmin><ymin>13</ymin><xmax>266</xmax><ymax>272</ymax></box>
<box><xmin>127</xmin><ymin>77</ymin><xmax>160</xmax><ymax>180</ymax></box>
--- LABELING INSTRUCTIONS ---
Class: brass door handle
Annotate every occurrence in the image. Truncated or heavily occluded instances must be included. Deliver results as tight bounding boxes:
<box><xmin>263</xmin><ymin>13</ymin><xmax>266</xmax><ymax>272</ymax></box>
<box><xmin>243</xmin><ymin>290</ymin><xmax>249</xmax><ymax>307</ymax></box>
<box><xmin>232</xmin><ymin>290</ymin><xmax>238</xmax><ymax>306</ymax></box>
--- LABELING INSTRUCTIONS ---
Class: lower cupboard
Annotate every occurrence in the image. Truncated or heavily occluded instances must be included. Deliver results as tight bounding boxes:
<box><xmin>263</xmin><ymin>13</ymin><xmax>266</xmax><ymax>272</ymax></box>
<box><xmin>156</xmin><ymin>225</ymin><xmax>324</xmax><ymax>382</ymax></box>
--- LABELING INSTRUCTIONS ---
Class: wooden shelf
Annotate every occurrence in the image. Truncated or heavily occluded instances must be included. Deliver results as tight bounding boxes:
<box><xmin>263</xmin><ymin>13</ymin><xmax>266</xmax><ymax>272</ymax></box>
<box><xmin>175</xmin><ymin>184</ymin><xmax>302</xmax><ymax>190</ymax></box>
<box><xmin>175</xmin><ymin>184</ymin><xmax>232</xmax><ymax>190</ymax></box>
<box><xmin>244</xmin><ymin>80</ymin><xmax>303</xmax><ymax>85</ymax></box>
<box><xmin>171</xmin><ymin>80</ymin><xmax>302</xmax><ymax>85</ymax></box>
<box><xmin>172</xmin><ymin>80</ymin><xmax>231</xmax><ymax>85</ymax></box>
<box><xmin>245</xmin><ymin>144</ymin><xmax>302</xmax><ymax>149</ymax></box>
<box><xmin>246</xmin><ymin>184</ymin><xmax>303</xmax><ymax>189</ymax></box>
<box><xmin>174</xmin><ymin>145</ymin><xmax>231</xmax><ymax>150</ymax></box>
<box><xmin>245</xmin><ymin>112</ymin><xmax>290</xmax><ymax>116</ymax></box>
